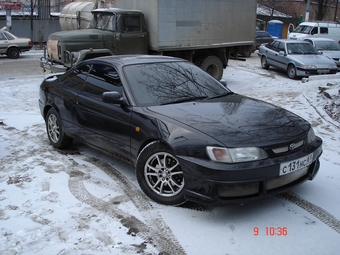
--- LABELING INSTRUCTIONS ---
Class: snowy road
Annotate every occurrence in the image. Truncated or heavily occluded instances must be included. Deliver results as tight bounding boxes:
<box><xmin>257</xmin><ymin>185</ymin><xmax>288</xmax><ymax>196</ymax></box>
<box><xmin>0</xmin><ymin>51</ymin><xmax>340</xmax><ymax>255</ymax></box>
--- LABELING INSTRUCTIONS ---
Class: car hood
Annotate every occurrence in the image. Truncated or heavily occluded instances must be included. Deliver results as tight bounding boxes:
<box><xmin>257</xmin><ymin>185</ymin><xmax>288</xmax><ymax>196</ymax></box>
<box><xmin>147</xmin><ymin>94</ymin><xmax>310</xmax><ymax>148</ymax></box>
<box><xmin>320</xmin><ymin>51</ymin><xmax>340</xmax><ymax>59</ymax></box>
<box><xmin>289</xmin><ymin>54</ymin><xmax>335</xmax><ymax>66</ymax></box>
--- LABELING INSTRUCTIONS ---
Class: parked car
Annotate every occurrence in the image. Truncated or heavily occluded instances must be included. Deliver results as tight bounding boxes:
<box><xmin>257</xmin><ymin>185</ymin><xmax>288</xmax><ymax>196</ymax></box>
<box><xmin>0</xmin><ymin>29</ymin><xmax>32</xmax><ymax>59</ymax></box>
<box><xmin>258</xmin><ymin>39</ymin><xmax>338</xmax><ymax>79</ymax></box>
<box><xmin>239</xmin><ymin>31</ymin><xmax>277</xmax><ymax>57</ymax></box>
<box><xmin>254</xmin><ymin>30</ymin><xmax>277</xmax><ymax>50</ymax></box>
<box><xmin>303</xmin><ymin>37</ymin><xmax>340</xmax><ymax>71</ymax></box>
<box><xmin>39</xmin><ymin>55</ymin><xmax>322</xmax><ymax>206</ymax></box>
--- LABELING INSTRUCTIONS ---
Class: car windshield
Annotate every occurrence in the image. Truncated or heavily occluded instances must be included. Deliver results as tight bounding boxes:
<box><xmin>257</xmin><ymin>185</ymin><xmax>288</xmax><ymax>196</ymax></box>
<box><xmin>314</xmin><ymin>41</ymin><xmax>340</xmax><ymax>51</ymax></box>
<box><xmin>293</xmin><ymin>25</ymin><xmax>313</xmax><ymax>34</ymax></box>
<box><xmin>123</xmin><ymin>61</ymin><xmax>230</xmax><ymax>106</ymax></box>
<box><xmin>287</xmin><ymin>42</ymin><xmax>318</xmax><ymax>55</ymax></box>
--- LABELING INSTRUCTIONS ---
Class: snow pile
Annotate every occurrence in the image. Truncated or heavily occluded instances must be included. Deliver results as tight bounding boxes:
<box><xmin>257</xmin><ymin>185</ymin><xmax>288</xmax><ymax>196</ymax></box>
<box><xmin>318</xmin><ymin>82</ymin><xmax>340</xmax><ymax>123</ymax></box>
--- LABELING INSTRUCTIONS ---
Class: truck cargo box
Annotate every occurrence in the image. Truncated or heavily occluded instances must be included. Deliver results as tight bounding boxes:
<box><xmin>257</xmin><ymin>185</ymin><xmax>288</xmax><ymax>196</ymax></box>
<box><xmin>114</xmin><ymin>0</ymin><xmax>256</xmax><ymax>51</ymax></box>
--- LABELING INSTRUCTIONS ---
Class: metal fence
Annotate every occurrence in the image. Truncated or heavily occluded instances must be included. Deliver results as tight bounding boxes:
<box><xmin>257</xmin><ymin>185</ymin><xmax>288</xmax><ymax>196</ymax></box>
<box><xmin>0</xmin><ymin>18</ymin><xmax>61</xmax><ymax>44</ymax></box>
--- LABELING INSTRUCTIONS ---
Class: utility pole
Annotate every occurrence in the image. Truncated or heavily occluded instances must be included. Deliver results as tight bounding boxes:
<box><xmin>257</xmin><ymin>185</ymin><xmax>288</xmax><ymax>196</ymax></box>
<box><xmin>335</xmin><ymin>0</ymin><xmax>339</xmax><ymax>22</ymax></box>
<box><xmin>305</xmin><ymin>0</ymin><xmax>311</xmax><ymax>21</ymax></box>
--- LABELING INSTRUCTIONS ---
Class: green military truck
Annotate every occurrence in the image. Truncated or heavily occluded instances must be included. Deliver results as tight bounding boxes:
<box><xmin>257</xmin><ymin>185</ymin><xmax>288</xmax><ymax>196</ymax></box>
<box><xmin>40</xmin><ymin>0</ymin><xmax>257</xmax><ymax>80</ymax></box>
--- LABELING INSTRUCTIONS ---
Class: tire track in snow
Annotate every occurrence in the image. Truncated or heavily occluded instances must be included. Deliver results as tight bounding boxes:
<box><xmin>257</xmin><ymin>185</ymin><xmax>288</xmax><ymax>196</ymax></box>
<box><xmin>64</xmin><ymin>154</ymin><xmax>186</xmax><ymax>255</ymax></box>
<box><xmin>276</xmin><ymin>192</ymin><xmax>340</xmax><ymax>234</ymax></box>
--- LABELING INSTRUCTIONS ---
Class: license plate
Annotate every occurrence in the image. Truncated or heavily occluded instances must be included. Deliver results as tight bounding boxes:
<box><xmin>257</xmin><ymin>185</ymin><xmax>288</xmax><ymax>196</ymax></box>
<box><xmin>279</xmin><ymin>153</ymin><xmax>313</xmax><ymax>176</ymax></box>
<box><xmin>317</xmin><ymin>69</ymin><xmax>329</xmax><ymax>74</ymax></box>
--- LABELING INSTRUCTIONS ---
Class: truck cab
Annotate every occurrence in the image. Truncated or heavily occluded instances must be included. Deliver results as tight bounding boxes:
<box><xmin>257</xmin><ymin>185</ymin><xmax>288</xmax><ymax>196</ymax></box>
<box><xmin>41</xmin><ymin>8</ymin><xmax>148</xmax><ymax>72</ymax></box>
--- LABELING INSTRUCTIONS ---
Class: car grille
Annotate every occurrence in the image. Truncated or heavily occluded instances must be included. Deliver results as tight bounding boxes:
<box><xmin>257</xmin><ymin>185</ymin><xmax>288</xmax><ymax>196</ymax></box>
<box><xmin>217</xmin><ymin>167</ymin><xmax>308</xmax><ymax>198</ymax></box>
<box><xmin>271</xmin><ymin>139</ymin><xmax>304</xmax><ymax>154</ymax></box>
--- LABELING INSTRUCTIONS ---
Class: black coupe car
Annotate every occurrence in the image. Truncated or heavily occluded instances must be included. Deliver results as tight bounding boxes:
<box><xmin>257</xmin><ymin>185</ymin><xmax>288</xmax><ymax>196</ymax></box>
<box><xmin>39</xmin><ymin>55</ymin><xmax>322</xmax><ymax>206</ymax></box>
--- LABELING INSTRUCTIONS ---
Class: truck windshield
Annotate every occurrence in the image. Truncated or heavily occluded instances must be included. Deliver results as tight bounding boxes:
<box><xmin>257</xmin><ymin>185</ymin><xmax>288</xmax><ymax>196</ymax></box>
<box><xmin>89</xmin><ymin>13</ymin><xmax>115</xmax><ymax>31</ymax></box>
<box><xmin>293</xmin><ymin>25</ymin><xmax>312</xmax><ymax>34</ymax></box>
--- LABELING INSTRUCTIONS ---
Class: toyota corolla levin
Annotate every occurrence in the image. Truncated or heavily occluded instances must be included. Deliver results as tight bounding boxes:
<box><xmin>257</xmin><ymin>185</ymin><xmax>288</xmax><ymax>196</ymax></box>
<box><xmin>39</xmin><ymin>55</ymin><xmax>322</xmax><ymax>205</ymax></box>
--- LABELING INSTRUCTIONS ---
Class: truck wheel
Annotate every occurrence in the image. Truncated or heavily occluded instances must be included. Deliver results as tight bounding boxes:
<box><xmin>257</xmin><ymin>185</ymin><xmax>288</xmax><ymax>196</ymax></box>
<box><xmin>7</xmin><ymin>48</ymin><xmax>20</xmax><ymax>59</ymax></box>
<box><xmin>46</xmin><ymin>108</ymin><xmax>73</xmax><ymax>149</ymax></box>
<box><xmin>136</xmin><ymin>142</ymin><xmax>186</xmax><ymax>205</ymax></box>
<box><xmin>198</xmin><ymin>55</ymin><xmax>223</xmax><ymax>80</ymax></box>
<box><xmin>242</xmin><ymin>51</ymin><xmax>251</xmax><ymax>58</ymax></box>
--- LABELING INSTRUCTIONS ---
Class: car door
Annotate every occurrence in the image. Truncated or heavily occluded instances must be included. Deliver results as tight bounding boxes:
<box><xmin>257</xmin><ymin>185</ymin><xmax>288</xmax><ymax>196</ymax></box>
<box><xmin>273</xmin><ymin>41</ymin><xmax>288</xmax><ymax>70</ymax></box>
<box><xmin>265</xmin><ymin>41</ymin><xmax>279</xmax><ymax>66</ymax></box>
<box><xmin>73</xmin><ymin>63</ymin><xmax>133</xmax><ymax>162</ymax></box>
<box><xmin>53</xmin><ymin>64</ymin><xmax>90</xmax><ymax>133</ymax></box>
<box><xmin>266</xmin><ymin>41</ymin><xmax>286</xmax><ymax>70</ymax></box>
<box><xmin>116</xmin><ymin>14</ymin><xmax>148</xmax><ymax>54</ymax></box>
<box><xmin>0</xmin><ymin>32</ymin><xmax>7</xmax><ymax>54</ymax></box>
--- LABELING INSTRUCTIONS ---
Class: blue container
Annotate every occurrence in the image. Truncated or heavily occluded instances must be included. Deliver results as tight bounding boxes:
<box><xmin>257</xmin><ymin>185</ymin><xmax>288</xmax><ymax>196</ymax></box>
<box><xmin>267</xmin><ymin>20</ymin><xmax>283</xmax><ymax>39</ymax></box>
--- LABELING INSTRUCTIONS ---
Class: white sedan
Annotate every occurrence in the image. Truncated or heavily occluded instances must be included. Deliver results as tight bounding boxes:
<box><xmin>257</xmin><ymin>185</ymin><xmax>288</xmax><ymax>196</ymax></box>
<box><xmin>0</xmin><ymin>29</ymin><xmax>32</xmax><ymax>59</ymax></box>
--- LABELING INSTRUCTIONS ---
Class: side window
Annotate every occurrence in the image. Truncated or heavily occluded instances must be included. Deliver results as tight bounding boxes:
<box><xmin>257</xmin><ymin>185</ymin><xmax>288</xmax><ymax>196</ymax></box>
<box><xmin>320</xmin><ymin>27</ymin><xmax>328</xmax><ymax>34</ymax></box>
<box><xmin>83</xmin><ymin>64</ymin><xmax>123</xmax><ymax>100</ymax></box>
<box><xmin>311</xmin><ymin>27</ymin><xmax>318</xmax><ymax>35</ymax></box>
<box><xmin>62</xmin><ymin>64</ymin><xmax>90</xmax><ymax>92</ymax></box>
<box><xmin>278</xmin><ymin>42</ymin><xmax>285</xmax><ymax>52</ymax></box>
<box><xmin>0</xmin><ymin>33</ymin><xmax>6</xmax><ymax>40</ymax></box>
<box><xmin>272</xmin><ymin>41</ymin><xmax>280</xmax><ymax>52</ymax></box>
<box><xmin>304</xmin><ymin>39</ymin><xmax>313</xmax><ymax>45</ymax></box>
<box><xmin>266</xmin><ymin>41</ymin><xmax>274</xmax><ymax>50</ymax></box>
<box><xmin>117</xmin><ymin>15</ymin><xmax>141</xmax><ymax>32</ymax></box>
<box><xmin>3</xmin><ymin>32</ymin><xmax>14</xmax><ymax>40</ymax></box>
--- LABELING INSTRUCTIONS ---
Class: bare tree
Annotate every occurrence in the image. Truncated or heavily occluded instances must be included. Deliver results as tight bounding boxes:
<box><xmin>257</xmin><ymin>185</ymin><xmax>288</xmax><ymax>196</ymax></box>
<box><xmin>258</xmin><ymin>0</ymin><xmax>286</xmax><ymax>18</ymax></box>
<box><xmin>313</xmin><ymin>0</ymin><xmax>332</xmax><ymax>20</ymax></box>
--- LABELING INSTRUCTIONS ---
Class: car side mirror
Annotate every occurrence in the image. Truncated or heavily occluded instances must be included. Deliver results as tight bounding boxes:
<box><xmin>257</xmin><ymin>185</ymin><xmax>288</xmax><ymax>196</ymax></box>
<box><xmin>102</xmin><ymin>91</ymin><xmax>128</xmax><ymax>106</ymax></box>
<box><xmin>279</xmin><ymin>50</ymin><xmax>286</xmax><ymax>56</ymax></box>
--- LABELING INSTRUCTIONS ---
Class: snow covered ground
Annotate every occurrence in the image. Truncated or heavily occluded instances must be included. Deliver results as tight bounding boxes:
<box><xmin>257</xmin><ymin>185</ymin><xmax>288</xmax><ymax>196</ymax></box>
<box><xmin>0</xmin><ymin>51</ymin><xmax>340</xmax><ymax>255</ymax></box>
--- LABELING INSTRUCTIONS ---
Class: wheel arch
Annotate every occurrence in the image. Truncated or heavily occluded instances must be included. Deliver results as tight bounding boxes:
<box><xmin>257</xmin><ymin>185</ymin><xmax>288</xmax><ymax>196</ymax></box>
<box><xmin>286</xmin><ymin>62</ymin><xmax>297</xmax><ymax>71</ymax></box>
<box><xmin>43</xmin><ymin>104</ymin><xmax>59</xmax><ymax>120</ymax></box>
<box><xmin>6</xmin><ymin>45</ymin><xmax>19</xmax><ymax>51</ymax></box>
<box><xmin>136</xmin><ymin>139</ymin><xmax>175</xmax><ymax>166</ymax></box>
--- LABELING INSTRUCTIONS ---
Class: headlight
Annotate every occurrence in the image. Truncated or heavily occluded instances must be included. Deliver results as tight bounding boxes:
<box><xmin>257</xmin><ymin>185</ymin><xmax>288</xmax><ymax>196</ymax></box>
<box><xmin>329</xmin><ymin>64</ymin><xmax>337</xmax><ymax>69</ymax></box>
<box><xmin>301</xmin><ymin>64</ymin><xmax>317</xmax><ymax>69</ymax></box>
<box><xmin>307</xmin><ymin>127</ymin><xmax>316</xmax><ymax>144</ymax></box>
<box><xmin>206</xmin><ymin>146</ymin><xmax>268</xmax><ymax>163</ymax></box>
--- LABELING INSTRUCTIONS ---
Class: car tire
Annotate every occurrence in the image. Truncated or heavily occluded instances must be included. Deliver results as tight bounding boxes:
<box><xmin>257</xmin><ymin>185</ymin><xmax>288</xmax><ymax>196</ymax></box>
<box><xmin>7</xmin><ymin>48</ymin><xmax>20</xmax><ymax>59</ymax></box>
<box><xmin>287</xmin><ymin>64</ymin><xmax>297</xmax><ymax>79</ymax></box>
<box><xmin>261</xmin><ymin>56</ymin><xmax>270</xmax><ymax>69</ymax></box>
<box><xmin>46</xmin><ymin>108</ymin><xmax>73</xmax><ymax>149</ymax></box>
<box><xmin>136</xmin><ymin>142</ymin><xmax>186</xmax><ymax>205</ymax></box>
<box><xmin>198</xmin><ymin>55</ymin><xmax>223</xmax><ymax>81</ymax></box>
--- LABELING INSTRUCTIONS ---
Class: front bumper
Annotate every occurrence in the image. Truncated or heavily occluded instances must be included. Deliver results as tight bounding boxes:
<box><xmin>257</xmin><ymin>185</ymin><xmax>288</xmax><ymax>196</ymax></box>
<box><xmin>178</xmin><ymin>138</ymin><xmax>322</xmax><ymax>205</ymax></box>
<box><xmin>40</xmin><ymin>56</ymin><xmax>68</xmax><ymax>73</ymax></box>
<box><xmin>296</xmin><ymin>66</ymin><xmax>338</xmax><ymax>76</ymax></box>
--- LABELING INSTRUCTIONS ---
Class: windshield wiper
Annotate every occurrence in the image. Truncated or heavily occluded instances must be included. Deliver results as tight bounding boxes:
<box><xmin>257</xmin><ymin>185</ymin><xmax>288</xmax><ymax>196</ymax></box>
<box><xmin>161</xmin><ymin>96</ymin><xmax>208</xmax><ymax>105</ymax></box>
<box><xmin>208</xmin><ymin>91</ymin><xmax>234</xmax><ymax>99</ymax></box>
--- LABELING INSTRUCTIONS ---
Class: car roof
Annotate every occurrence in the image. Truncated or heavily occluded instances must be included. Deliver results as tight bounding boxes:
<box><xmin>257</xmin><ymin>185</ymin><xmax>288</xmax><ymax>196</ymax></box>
<box><xmin>273</xmin><ymin>39</ymin><xmax>310</xmax><ymax>44</ymax></box>
<box><xmin>81</xmin><ymin>55</ymin><xmax>185</xmax><ymax>68</ymax></box>
<box><xmin>303</xmin><ymin>37</ymin><xmax>335</xmax><ymax>42</ymax></box>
